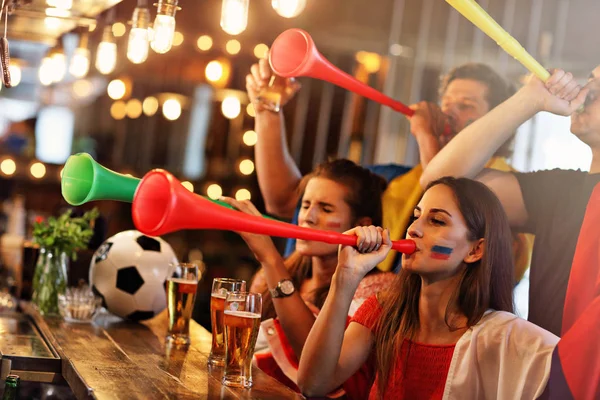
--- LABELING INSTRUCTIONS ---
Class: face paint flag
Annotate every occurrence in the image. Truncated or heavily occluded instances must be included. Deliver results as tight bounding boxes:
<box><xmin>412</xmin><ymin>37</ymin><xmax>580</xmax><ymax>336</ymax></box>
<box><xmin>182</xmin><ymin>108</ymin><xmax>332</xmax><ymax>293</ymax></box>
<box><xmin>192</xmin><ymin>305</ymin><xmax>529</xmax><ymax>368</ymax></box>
<box><xmin>431</xmin><ymin>245</ymin><xmax>453</xmax><ymax>260</ymax></box>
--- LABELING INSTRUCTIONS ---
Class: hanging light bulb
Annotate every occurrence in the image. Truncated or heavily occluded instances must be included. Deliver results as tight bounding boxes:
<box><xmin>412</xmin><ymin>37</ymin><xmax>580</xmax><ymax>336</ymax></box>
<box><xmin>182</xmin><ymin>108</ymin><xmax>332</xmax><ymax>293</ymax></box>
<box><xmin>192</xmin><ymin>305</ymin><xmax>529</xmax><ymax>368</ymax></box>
<box><xmin>127</xmin><ymin>0</ymin><xmax>151</xmax><ymax>64</ymax></box>
<box><xmin>220</xmin><ymin>0</ymin><xmax>249</xmax><ymax>35</ymax></box>
<box><xmin>96</xmin><ymin>25</ymin><xmax>117</xmax><ymax>74</ymax></box>
<box><xmin>49</xmin><ymin>46</ymin><xmax>67</xmax><ymax>83</ymax></box>
<box><xmin>39</xmin><ymin>56</ymin><xmax>54</xmax><ymax>86</ymax></box>
<box><xmin>69</xmin><ymin>32</ymin><xmax>90</xmax><ymax>78</ymax></box>
<box><xmin>151</xmin><ymin>0</ymin><xmax>180</xmax><ymax>54</ymax></box>
<box><xmin>271</xmin><ymin>0</ymin><xmax>306</xmax><ymax>18</ymax></box>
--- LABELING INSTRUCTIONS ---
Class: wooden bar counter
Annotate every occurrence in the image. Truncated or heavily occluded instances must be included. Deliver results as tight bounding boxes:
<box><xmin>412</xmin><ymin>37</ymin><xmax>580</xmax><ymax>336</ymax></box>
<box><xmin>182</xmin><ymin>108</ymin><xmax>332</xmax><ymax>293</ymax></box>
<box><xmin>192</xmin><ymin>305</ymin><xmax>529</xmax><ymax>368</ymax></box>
<box><xmin>20</xmin><ymin>303</ymin><xmax>303</xmax><ymax>399</ymax></box>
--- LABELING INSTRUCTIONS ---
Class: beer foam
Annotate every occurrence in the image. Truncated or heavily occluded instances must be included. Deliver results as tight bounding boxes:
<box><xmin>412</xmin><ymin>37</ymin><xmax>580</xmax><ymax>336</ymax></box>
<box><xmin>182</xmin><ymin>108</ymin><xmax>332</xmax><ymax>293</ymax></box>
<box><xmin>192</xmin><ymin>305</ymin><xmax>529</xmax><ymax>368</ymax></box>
<box><xmin>168</xmin><ymin>278</ymin><xmax>198</xmax><ymax>284</ymax></box>
<box><xmin>211</xmin><ymin>293</ymin><xmax>227</xmax><ymax>299</ymax></box>
<box><xmin>223</xmin><ymin>310</ymin><xmax>261</xmax><ymax>319</ymax></box>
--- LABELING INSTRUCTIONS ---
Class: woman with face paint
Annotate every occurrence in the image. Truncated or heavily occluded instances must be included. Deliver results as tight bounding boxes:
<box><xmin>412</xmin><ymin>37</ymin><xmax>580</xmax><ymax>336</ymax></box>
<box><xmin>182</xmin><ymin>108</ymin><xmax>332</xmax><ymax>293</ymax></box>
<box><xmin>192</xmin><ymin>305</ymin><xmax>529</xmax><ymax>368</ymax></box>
<box><xmin>246</xmin><ymin>59</ymin><xmax>533</xmax><ymax>283</ymax></box>
<box><xmin>297</xmin><ymin>177</ymin><xmax>595</xmax><ymax>399</ymax></box>
<box><xmin>220</xmin><ymin>159</ymin><xmax>394</xmax><ymax>398</ymax></box>
<box><xmin>421</xmin><ymin>69</ymin><xmax>591</xmax><ymax>338</ymax></box>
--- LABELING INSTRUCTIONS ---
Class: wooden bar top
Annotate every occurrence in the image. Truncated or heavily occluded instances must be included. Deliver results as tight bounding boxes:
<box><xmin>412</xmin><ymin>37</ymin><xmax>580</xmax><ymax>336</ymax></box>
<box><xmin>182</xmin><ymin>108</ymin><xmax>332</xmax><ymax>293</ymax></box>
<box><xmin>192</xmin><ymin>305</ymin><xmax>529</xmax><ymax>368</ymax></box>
<box><xmin>21</xmin><ymin>303</ymin><xmax>304</xmax><ymax>400</ymax></box>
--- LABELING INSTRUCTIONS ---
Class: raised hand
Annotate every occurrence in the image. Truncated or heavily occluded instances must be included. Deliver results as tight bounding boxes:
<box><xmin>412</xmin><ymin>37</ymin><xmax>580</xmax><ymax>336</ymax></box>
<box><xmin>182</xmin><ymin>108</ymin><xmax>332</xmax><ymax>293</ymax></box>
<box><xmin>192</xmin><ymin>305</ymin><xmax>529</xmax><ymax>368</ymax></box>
<box><xmin>246</xmin><ymin>58</ymin><xmax>302</xmax><ymax>113</ymax></box>
<box><xmin>336</xmin><ymin>226</ymin><xmax>392</xmax><ymax>286</ymax></box>
<box><xmin>522</xmin><ymin>69</ymin><xmax>588</xmax><ymax>116</ymax></box>
<box><xmin>218</xmin><ymin>197</ymin><xmax>281</xmax><ymax>264</ymax></box>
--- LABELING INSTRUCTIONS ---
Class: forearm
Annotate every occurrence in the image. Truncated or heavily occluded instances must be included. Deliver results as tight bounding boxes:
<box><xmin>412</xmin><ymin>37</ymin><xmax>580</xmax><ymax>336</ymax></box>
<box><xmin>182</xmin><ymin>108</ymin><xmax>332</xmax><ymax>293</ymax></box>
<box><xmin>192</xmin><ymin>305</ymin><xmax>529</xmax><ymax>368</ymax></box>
<box><xmin>297</xmin><ymin>276</ymin><xmax>358</xmax><ymax>396</ymax></box>
<box><xmin>421</xmin><ymin>89</ymin><xmax>540</xmax><ymax>186</ymax></box>
<box><xmin>261</xmin><ymin>255</ymin><xmax>317</xmax><ymax>359</ymax></box>
<box><xmin>254</xmin><ymin>111</ymin><xmax>302</xmax><ymax>218</ymax></box>
<box><xmin>415</xmin><ymin>133</ymin><xmax>441</xmax><ymax>168</ymax></box>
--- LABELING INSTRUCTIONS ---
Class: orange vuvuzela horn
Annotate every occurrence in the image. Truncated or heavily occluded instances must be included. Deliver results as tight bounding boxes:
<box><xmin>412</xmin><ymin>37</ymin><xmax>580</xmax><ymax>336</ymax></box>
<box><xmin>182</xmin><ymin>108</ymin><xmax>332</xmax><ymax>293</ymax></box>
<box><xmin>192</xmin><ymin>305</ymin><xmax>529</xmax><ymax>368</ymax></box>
<box><xmin>132</xmin><ymin>169</ymin><xmax>416</xmax><ymax>254</ymax></box>
<box><xmin>268</xmin><ymin>28</ymin><xmax>415</xmax><ymax>117</ymax></box>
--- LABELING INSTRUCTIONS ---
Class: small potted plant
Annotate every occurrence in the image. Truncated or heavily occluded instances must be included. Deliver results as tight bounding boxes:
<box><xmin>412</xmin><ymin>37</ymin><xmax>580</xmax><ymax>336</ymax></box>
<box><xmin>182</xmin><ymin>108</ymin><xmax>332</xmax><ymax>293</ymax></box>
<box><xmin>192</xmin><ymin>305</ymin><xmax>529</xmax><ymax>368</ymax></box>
<box><xmin>32</xmin><ymin>208</ymin><xmax>99</xmax><ymax>315</ymax></box>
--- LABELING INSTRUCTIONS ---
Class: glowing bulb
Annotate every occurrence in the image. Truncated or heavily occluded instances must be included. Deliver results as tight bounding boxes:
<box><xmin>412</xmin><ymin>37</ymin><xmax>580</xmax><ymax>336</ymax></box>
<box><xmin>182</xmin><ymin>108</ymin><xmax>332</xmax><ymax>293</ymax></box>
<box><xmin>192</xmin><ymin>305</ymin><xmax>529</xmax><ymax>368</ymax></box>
<box><xmin>127</xmin><ymin>28</ymin><xmax>150</xmax><ymax>64</ymax></box>
<box><xmin>143</xmin><ymin>96</ymin><xmax>159</xmax><ymax>116</ymax></box>
<box><xmin>151</xmin><ymin>14</ymin><xmax>176</xmax><ymax>54</ymax></box>
<box><xmin>220</xmin><ymin>0</ymin><xmax>249</xmax><ymax>35</ymax></box>
<box><xmin>8</xmin><ymin>64</ymin><xmax>21</xmax><ymax>87</ymax></box>
<box><xmin>0</xmin><ymin>159</ymin><xmax>16</xmax><ymax>175</ymax></box>
<box><xmin>110</xmin><ymin>101</ymin><xmax>127</xmax><ymax>120</ymax></box>
<box><xmin>30</xmin><ymin>162</ymin><xmax>46</xmax><ymax>179</ymax></box>
<box><xmin>243</xmin><ymin>130</ymin><xmax>257</xmax><ymax>146</ymax></box>
<box><xmin>253</xmin><ymin>43</ymin><xmax>269</xmax><ymax>59</ymax></box>
<box><xmin>356</xmin><ymin>51</ymin><xmax>381</xmax><ymax>74</ymax></box>
<box><xmin>272</xmin><ymin>0</ymin><xmax>306</xmax><ymax>18</ymax></box>
<box><xmin>239</xmin><ymin>159</ymin><xmax>255</xmax><ymax>175</ymax></box>
<box><xmin>207</xmin><ymin>184</ymin><xmax>223</xmax><ymax>199</ymax></box>
<box><xmin>127</xmin><ymin>5</ymin><xmax>151</xmax><ymax>64</ymax></box>
<box><xmin>39</xmin><ymin>57</ymin><xmax>54</xmax><ymax>86</ymax></box>
<box><xmin>73</xmin><ymin>79</ymin><xmax>93</xmax><ymax>98</ymax></box>
<box><xmin>44</xmin><ymin>17</ymin><xmax>61</xmax><ymax>30</ymax></box>
<box><xmin>70</xmin><ymin>47</ymin><xmax>90</xmax><ymax>78</ymax></box>
<box><xmin>110</xmin><ymin>22</ymin><xmax>126</xmax><ymax>39</ymax></box>
<box><xmin>112</xmin><ymin>22</ymin><xmax>126</xmax><ymax>37</ymax></box>
<box><xmin>126</xmin><ymin>99</ymin><xmax>143</xmax><ymax>119</ymax></box>
<box><xmin>107</xmin><ymin>79</ymin><xmax>126</xmax><ymax>100</ymax></box>
<box><xmin>50</xmin><ymin>51</ymin><xmax>66</xmax><ymax>82</ymax></box>
<box><xmin>96</xmin><ymin>26</ymin><xmax>117</xmax><ymax>75</ymax></box>
<box><xmin>173</xmin><ymin>32</ymin><xmax>184</xmax><ymax>46</ymax></box>
<box><xmin>225</xmin><ymin>39</ymin><xmax>241</xmax><ymax>55</ymax></box>
<box><xmin>151</xmin><ymin>0</ymin><xmax>180</xmax><ymax>53</ymax></box>
<box><xmin>205</xmin><ymin>60</ymin><xmax>223</xmax><ymax>82</ymax></box>
<box><xmin>235</xmin><ymin>188</ymin><xmax>251</xmax><ymax>201</ymax></box>
<box><xmin>221</xmin><ymin>96</ymin><xmax>241</xmax><ymax>119</ymax></box>
<box><xmin>197</xmin><ymin>35</ymin><xmax>213</xmax><ymax>51</ymax></box>
<box><xmin>162</xmin><ymin>98</ymin><xmax>182</xmax><ymax>120</ymax></box>
<box><xmin>181</xmin><ymin>181</ymin><xmax>194</xmax><ymax>192</ymax></box>
<box><xmin>246</xmin><ymin>103</ymin><xmax>255</xmax><ymax>117</ymax></box>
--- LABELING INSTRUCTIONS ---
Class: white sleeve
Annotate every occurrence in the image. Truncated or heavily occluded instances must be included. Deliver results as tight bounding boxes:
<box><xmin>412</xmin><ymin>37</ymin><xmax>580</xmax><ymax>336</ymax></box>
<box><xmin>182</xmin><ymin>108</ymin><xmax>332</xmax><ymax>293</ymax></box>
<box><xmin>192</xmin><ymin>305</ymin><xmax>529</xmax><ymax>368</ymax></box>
<box><xmin>444</xmin><ymin>311</ymin><xmax>559</xmax><ymax>400</ymax></box>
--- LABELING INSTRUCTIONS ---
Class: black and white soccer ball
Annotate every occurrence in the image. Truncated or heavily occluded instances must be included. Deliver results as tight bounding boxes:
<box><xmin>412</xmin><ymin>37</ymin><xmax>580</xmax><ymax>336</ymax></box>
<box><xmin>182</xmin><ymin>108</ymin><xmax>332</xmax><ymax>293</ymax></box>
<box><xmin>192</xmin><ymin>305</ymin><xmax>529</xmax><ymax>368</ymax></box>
<box><xmin>89</xmin><ymin>230</ymin><xmax>178</xmax><ymax>321</ymax></box>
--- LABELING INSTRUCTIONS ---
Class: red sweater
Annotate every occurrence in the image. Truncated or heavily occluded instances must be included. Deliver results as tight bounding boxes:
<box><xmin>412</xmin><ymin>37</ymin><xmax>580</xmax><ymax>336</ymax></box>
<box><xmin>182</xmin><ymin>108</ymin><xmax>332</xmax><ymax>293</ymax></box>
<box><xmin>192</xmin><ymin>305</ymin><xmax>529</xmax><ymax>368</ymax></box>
<box><xmin>351</xmin><ymin>295</ymin><xmax>455</xmax><ymax>400</ymax></box>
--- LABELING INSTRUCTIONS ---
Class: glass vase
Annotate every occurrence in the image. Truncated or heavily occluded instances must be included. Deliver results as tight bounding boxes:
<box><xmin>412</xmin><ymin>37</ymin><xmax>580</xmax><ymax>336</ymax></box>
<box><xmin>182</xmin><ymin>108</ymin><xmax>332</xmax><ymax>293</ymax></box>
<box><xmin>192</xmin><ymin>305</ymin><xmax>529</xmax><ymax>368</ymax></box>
<box><xmin>32</xmin><ymin>248</ymin><xmax>68</xmax><ymax>316</ymax></box>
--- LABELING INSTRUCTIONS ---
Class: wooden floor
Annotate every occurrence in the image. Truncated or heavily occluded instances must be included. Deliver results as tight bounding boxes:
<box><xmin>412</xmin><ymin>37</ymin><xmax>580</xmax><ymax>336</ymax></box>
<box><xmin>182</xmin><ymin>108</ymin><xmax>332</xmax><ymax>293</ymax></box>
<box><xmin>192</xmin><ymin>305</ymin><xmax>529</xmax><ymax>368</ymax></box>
<box><xmin>22</xmin><ymin>303</ymin><xmax>304</xmax><ymax>399</ymax></box>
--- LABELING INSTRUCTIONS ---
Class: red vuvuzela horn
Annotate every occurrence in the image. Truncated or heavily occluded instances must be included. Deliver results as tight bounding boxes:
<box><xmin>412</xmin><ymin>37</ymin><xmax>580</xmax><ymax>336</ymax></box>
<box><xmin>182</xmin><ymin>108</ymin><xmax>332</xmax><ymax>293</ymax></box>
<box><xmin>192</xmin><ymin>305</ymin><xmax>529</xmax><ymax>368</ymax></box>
<box><xmin>132</xmin><ymin>170</ymin><xmax>416</xmax><ymax>254</ymax></box>
<box><xmin>269</xmin><ymin>28</ymin><xmax>415</xmax><ymax>117</ymax></box>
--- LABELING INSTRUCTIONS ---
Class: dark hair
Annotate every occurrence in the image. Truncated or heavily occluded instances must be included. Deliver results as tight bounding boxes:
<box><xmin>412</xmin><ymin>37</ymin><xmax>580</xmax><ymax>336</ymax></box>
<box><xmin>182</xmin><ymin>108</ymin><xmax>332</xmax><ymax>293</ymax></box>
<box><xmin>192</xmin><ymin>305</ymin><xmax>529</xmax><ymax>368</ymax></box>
<box><xmin>439</xmin><ymin>63</ymin><xmax>516</xmax><ymax>157</ymax></box>
<box><xmin>373</xmin><ymin>177</ymin><xmax>514</xmax><ymax>397</ymax></box>
<box><xmin>260</xmin><ymin>159</ymin><xmax>388</xmax><ymax>320</ymax></box>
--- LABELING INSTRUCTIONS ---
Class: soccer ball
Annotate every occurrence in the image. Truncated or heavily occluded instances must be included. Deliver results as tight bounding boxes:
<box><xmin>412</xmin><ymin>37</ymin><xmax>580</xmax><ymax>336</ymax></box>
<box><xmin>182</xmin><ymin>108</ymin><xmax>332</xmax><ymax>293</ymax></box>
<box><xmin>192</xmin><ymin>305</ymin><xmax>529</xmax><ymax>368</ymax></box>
<box><xmin>89</xmin><ymin>230</ymin><xmax>178</xmax><ymax>321</ymax></box>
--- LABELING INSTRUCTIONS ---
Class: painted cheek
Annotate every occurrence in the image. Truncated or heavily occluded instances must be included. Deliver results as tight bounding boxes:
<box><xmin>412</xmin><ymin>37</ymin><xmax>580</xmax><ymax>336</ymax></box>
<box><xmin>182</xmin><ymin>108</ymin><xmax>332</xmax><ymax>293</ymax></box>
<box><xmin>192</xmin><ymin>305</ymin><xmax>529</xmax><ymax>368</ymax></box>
<box><xmin>325</xmin><ymin>221</ymin><xmax>342</xmax><ymax>229</ymax></box>
<box><xmin>430</xmin><ymin>244</ymin><xmax>454</xmax><ymax>260</ymax></box>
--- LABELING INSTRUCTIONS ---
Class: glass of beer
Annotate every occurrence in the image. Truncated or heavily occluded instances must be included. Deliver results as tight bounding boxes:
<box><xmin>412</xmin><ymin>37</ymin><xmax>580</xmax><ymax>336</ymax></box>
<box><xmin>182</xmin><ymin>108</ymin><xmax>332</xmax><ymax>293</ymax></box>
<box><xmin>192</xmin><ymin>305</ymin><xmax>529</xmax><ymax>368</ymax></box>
<box><xmin>255</xmin><ymin>75</ymin><xmax>296</xmax><ymax>112</ymax></box>
<box><xmin>166</xmin><ymin>263</ymin><xmax>199</xmax><ymax>346</ymax></box>
<box><xmin>222</xmin><ymin>291</ymin><xmax>262</xmax><ymax>388</ymax></box>
<box><xmin>208</xmin><ymin>278</ymin><xmax>246</xmax><ymax>366</ymax></box>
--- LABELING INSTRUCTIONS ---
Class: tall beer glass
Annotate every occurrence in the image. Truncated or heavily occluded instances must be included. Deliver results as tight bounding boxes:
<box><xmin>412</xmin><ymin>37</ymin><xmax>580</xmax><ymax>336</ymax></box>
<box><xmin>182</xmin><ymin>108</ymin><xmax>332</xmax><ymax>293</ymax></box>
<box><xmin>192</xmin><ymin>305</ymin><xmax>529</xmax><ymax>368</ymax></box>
<box><xmin>166</xmin><ymin>263</ymin><xmax>199</xmax><ymax>346</ymax></box>
<box><xmin>208</xmin><ymin>278</ymin><xmax>246</xmax><ymax>366</ymax></box>
<box><xmin>222</xmin><ymin>292</ymin><xmax>262</xmax><ymax>388</ymax></box>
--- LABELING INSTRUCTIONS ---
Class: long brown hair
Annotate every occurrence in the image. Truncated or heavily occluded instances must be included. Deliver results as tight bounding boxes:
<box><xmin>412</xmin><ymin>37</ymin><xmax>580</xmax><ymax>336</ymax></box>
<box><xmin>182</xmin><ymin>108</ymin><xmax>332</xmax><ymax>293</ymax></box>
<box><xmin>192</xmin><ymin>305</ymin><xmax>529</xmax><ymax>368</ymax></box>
<box><xmin>373</xmin><ymin>177</ymin><xmax>514</xmax><ymax>396</ymax></box>
<box><xmin>259</xmin><ymin>159</ymin><xmax>388</xmax><ymax>320</ymax></box>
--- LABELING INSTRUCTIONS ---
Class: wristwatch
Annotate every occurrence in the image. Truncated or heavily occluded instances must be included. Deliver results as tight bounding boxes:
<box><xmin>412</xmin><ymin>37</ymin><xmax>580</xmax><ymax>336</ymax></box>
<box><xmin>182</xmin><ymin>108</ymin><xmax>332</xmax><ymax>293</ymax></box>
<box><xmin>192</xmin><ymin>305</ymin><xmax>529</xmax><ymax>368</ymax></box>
<box><xmin>269</xmin><ymin>279</ymin><xmax>295</xmax><ymax>298</ymax></box>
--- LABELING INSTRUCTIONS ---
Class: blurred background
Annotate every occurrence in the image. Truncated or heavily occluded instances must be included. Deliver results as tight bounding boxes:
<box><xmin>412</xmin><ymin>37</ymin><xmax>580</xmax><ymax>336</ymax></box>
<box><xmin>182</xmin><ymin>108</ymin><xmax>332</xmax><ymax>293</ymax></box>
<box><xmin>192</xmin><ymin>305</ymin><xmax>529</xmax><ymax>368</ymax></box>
<box><xmin>0</xmin><ymin>0</ymin><xmax>599</xmax><ymax>328</ymax></box>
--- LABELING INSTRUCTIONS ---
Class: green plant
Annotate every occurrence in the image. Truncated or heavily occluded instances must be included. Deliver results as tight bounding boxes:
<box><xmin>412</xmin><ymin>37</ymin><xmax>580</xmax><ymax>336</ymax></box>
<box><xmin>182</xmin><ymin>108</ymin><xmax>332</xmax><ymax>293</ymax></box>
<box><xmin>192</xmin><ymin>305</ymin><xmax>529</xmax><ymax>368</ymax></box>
<box><xmin>32</xmin><ymin>208</ymin><xmax>99</xmax><ymax>260</ymax></box>
<box><xmin>32</xmin><ymin>208</ymin><xmax>99</xmax><ymax>315</ymax></box>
